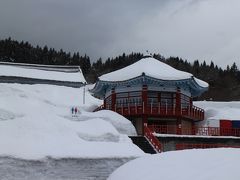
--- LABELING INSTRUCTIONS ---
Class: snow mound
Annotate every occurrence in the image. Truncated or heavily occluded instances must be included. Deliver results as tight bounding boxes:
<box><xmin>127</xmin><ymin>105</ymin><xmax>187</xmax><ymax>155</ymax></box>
<box><xmin>76</xmin><ymin>118</ymin><xmax>120</xmax><ymax>142</ymax></box>
<box><xmin>62</xmin><ymin>109</ymin><xmax>137</xmax><ymax>136</ymax></box>
<box><xmin>81</xmin><ymin>110</ymin><xmax>137</xmax><ymax>136</ymax></box>
<box><xmin>108</xmin><ymin>148</ymin><xmax>240</xmax><ymax>180</ymax></box>
<box><xmin>0</xmin><ymin>83</ymin><xmax>144</xmax><ymax>160</ymax></box>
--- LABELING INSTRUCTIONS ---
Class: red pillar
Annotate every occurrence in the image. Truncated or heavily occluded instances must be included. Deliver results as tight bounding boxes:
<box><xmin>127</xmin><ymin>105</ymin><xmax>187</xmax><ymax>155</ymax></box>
<box><xmin>142</xmin><ymin>85</ymin><xmax>148</xmax><ymax>114</ymax></box>
<box><xmin>111</xmin><ymin>88</ymin><xmax>116</xmax><ymax>111</ymax></box>
<box><xmin>189</xmin><ymin>97</ymin><xmax>193</xmax><ymax>107</ymax></box>
<box><xmin>191</xmin><ymin>121</ymin><xmax>195</xmax><ymax>135</ymax></box>
<box><xmin>142</xmin><ymin>115</ymin><xmax>148</xmax><ymax>135</ymax></box>
<box><xmin>176</xmin><ymin>89</ymin><xmax>181</xmax><ymax>116</ymax></box>
<box><xmin>176</xmin><ymin>89</ymin><xmax>182</xmax><ymax>134</ymax></box>
<box><xmin>103</xmin><ymin>99</ymin><xmax>106</xmax><ymax>109</ymax></box>
<box><xmin>189</xmin><ymin>96</ymin><xmax>193</xmax><ymax>116</ymax></box>
<box><xmin>176</xmin><ymin>118</ymin><xmax>182</xmax><ymax>135</ymax></box>
<box><xmin>142</xmin><ymin>85</ymin><xmax>148</xmax><ymax>134</ymax></box>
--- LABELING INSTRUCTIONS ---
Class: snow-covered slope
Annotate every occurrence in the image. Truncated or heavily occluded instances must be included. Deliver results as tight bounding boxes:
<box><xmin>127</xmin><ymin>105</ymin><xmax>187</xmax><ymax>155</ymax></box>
<box><xmin>108</xmin><ymin>148</ymin><xmax>240</xmax><ymax>180</ymax></box>
<box><xmin>99</xmin><ymin>57</ymin><xmax>208</xmax><ymax>88</ymax></box>
<box><xmin>0</xmin><ymin>83</ymin><xmax>144</xmax><ymax>160</ymax></box>
<box><xmin>0</xmin><ymin>64</ymin><xmax>86</xmax><ymax>82</ymax></box>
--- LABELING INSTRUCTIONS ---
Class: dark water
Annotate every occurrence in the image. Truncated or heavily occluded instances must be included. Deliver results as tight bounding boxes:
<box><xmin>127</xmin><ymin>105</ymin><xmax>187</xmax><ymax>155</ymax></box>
<box><xmin>0</xmin><ymin>157</ymin><xmax>134</xmax><ymax>180</ymax></box>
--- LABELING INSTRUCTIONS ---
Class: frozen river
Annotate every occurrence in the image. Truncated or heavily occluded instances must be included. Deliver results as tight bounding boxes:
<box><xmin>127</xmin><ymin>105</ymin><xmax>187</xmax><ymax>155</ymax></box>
<box><xmin>0</xmin><ymin>157</ymin><xmax>134</xmax><ymax>180</ymax></box>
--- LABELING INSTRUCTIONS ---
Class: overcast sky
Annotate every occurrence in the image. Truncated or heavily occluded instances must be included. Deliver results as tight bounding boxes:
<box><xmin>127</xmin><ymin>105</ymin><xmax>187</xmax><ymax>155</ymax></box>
<box><xmin>1</xmin><ymin>0</ymin><xmax>240</xmax><ymax>68</ymax></box>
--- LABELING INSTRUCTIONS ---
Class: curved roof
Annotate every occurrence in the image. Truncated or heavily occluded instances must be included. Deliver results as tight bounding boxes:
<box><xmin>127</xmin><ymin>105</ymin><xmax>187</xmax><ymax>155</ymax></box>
<box><xmin>99</xmin><ymin>57</ymin><xmax>208</xmax><ymax>88</ymax></box>
<box><xmin>91</xmin><ymin>56</ymin><xmax>209</xmax><ymax>98</ymax></box>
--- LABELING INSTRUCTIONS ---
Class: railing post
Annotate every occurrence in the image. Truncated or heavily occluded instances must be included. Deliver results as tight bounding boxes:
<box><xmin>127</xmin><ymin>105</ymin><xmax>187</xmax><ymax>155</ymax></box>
<box><xmin>151</xmin><ymin>102</ymin><xmax>153</xmax><ymax>114</ymax></box>
<box><xmin>121</xmin><ymin>104</ymin><xmax>123</xmax><ymax>115</ymax></box>
<box><xmin>103</xmin><ymin>98</ymin><xmax>106</xmax><ymax>109</ymax></box>
<box><xmin>165</xmin><ymin>101</ymin><xmax>167</xmax><ymax>115</ymax></box>
<box><xmin>177</xmin><ymin>119</ymin><xmax>182</xmax><ymax>135</ymax></box>
<box><xmin>143</xmin><ymin>101</ymin><xmax>145</xmax><ymax>114</ymax></box>
<box><xmin>158</xmin><ymin>102</ymin><xmax>160</xmax><ymax>114</ymax></box>
<box><xmin>173</xmin><ymin>103</ymin><xmax>175</xmax><ymax>115</ymax></box>
<box><xmin>111</xmin><ymin>88</ymin><xmax>116</xmax><ymax>112</ymax></box>
<box><xmin>144</xmin><ymin>124</ymin><xmax>162</xmax><ymax>153</ymax></box>
<box><xmin>142</xmin><ymin>84</ymin><xmax>148</xmax><ymax>115</ymax></box>
<box><xmin>176</xmin><ymin>88</ymin><xmax>181</xmax><ymax>116</ymax></box>
<box><xmin>135</xmin><ymin>102</ymin><xmax>137</xmax><ymax>114</ymax></box>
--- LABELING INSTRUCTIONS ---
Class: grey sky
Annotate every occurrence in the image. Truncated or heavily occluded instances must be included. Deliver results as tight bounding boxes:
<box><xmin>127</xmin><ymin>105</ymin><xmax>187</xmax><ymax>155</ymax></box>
<box><xmin>0</xmin><ymin>0</ymin><xmax>240</xmax><ymax>68</ymax></box>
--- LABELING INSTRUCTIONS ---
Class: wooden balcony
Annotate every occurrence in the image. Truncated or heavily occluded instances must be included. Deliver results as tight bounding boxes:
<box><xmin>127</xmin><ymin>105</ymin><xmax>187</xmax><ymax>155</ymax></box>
<box><xmin>94</xmin><ymin>102</ymin><xmax>204</xmax><ymax>121</ymax></box>
<box><xmin>106</xmin><ymin>103</ymin><xmax>205</xmax><ymax>121</ymax></box>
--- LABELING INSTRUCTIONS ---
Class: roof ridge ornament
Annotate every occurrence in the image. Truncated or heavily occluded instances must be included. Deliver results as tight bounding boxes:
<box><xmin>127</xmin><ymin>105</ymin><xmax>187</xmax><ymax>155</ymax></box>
<box><xmin>143</xmin><ymin>50</ymin><xmax>152</xmax><ymax>58</ymax></box>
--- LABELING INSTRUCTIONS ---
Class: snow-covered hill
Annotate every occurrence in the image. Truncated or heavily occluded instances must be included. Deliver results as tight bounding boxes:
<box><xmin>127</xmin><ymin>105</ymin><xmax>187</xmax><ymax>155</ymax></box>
<box><xmin>0</xmin><ymin>83</ymin><xmax>144</xmax><ymax>160</ymax></box>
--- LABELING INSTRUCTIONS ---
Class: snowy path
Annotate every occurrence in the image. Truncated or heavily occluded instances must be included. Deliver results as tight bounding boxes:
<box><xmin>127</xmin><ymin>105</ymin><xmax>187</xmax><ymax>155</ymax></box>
<box><xmin>0</xmin><ymin>157</ymin><xmax>133</xmax><ymax>180</ymax></box>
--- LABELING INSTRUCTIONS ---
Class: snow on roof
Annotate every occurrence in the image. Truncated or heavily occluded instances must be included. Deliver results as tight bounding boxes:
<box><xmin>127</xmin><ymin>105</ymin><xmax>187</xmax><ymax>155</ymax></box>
<box><xmin>193</xmin><ymin>77</ymin><xmax>209</xmax><ymax>88</ymax></box>
<box><xmin>0</xmin><ymin>63</ymin><xmax>86</xmax><ymax>83</ymax></box>
<box><xmin>194</xmin><ymin>101</ymin><xmax>240</xmax><ymax>121</ymax></box>
<box><xmin>99</xmin><ymin>57</ymin><xmax>208</xmax><ymax>88</ymax></box>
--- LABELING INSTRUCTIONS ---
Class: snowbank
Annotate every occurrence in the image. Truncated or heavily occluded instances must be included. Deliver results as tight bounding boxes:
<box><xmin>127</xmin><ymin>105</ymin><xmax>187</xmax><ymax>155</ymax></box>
<box><xmin>77</xmin><ymin>110</ymin><xmax>137</xmax><ymax>136</ymax></box>
<box><xmin>100</xmin><ymin>57</ymin><xmax>208</xmax><ymax>88</ymax></box>
<box><xmin>0</xmin><ymin>83</ymin><xmax>143</xmax><ymax>160</ymax></box>
<box><xmin>108</xmin><ymin>148</ymin><xmax>240</xmax><ymax>180</ymax></box>
<box><xmin>0</xmin><ymin>64</ymin><xmax>86</xmax><ymax>82</ymax></box>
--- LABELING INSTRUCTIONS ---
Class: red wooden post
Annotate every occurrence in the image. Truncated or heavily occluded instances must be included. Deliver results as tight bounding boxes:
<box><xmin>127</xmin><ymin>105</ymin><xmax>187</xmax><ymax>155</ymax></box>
<box><xmin>111</xmin><ymin>88</ymin><xmax>116</xmax><ymax>111</ymax></box>
<box><xmin>173</xmin><ymin>88</ymin><xmax>181</xmax><ymax>134</ymax></box>
<box><xmin>175</xmin><ymin>88</ymin><xmax>181</xmax><ymax>116</ymax></box>
<box><xmin>191</xmin><ymin>121</ymin><xmax>195</xmax><ymax>135</ymax></box>
<box><xmin>176</xmin><ymin>118</ymin><xmax>182</xmax><ymax>135</ymax></box>
<box><xmin>142</xmin><ymin>85</ymin><xmax>148</xmax><ymax>114</ymax></box>
<box><xmin>189</xmin><ymin>97</ymin><xmax>192</xmax><ymax>117</ymax></box>
<box><xmin>142</xmin><ymin>85</ymin><xmax>148</xmax><ymax>134</ymax></box>
<box><xmin>103</xmin><ymin>98</ymin><xmax>106</xmax><ymax>109</ymax></box>
<box><xmin>142</xmin><ymin>115</ymin><xmax>148</xmax><ymax>134</ymax></box>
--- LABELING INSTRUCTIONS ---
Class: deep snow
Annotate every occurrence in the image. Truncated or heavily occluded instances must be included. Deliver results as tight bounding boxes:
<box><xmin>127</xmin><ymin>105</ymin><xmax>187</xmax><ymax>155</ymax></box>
<box><xmin>0</xmin><ymin>83</ymin><xmax>144</xmax><ymax>160</ymax></box>
<box><xmin>108</xmin><ymin>148</ymin><xmax>240</xmax><ymax>180</ymax></box>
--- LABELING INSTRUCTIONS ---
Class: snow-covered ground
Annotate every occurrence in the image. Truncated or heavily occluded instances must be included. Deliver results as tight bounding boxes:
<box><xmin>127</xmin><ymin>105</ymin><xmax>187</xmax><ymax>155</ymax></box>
<box><xmin>108</xmin><ymin>148</ymin><xmax>240</xmax><ymax>180</ymax></box>
<box><xmin>0</xmin><ymin>64</ymin><xmax>86</xmax><ymax>82</ymax></box>
<box><xmin>0</xmin><ymin>83</ymin><xmax>144</xmax><ymax>160</ymax></box>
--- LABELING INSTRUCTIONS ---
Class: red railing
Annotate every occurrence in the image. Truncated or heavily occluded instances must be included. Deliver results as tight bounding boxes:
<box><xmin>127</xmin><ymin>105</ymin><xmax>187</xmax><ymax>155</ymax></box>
<box><xmin>144</xmin><ymin>124</ymin><xmax>162</xmax><ymax>153</ymax></box>
<box><xmin>112</xmin><ymin>104</ymin><xmax>204</xmax><ymax>120</ymax></box>
<box><xmin>93</xmin><ymin>105</ymin><xmax>104</xmax><ymax>112</ymax></box>
<box><xmin>148</xmin><ymin>125</ymin><xmax>240</xmax><ymax>137</ymax></box>
<box><xmin>176</xmin><ymin>143</ymin><xmax>240</xmax><ymax>150</ymax></box>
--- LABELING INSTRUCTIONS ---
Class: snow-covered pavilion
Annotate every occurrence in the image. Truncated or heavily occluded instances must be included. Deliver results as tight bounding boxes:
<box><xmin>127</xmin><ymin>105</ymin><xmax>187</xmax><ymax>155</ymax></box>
<box><xmin>91</xmin><ymin>55</ymin><xmax>209</xmax><ymax>135</ymax></box>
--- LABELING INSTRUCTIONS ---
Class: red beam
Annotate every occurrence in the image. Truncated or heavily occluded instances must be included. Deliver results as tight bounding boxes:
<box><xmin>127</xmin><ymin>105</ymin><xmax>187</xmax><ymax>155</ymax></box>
<box><xmin>149</xmin><ymin>125</ymin><xmax>240</xmax><ymax>137</ymax></box>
